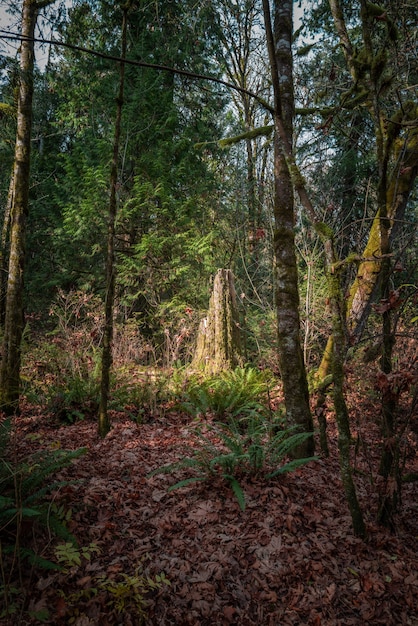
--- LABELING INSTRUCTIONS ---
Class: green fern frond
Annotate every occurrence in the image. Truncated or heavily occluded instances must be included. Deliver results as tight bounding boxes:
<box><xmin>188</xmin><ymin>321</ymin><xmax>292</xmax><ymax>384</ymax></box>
<box><xmin>268</xmin><ymin>431</ymin><xmax>313</xmax><ymax>461</ymax></box>
<box><xmin>168</xmin><ymin>476</ymin><xmax>207</xmax><ymax>490</ymax></box>
<box><xmin>209</xmin><ymin>452</ymin><xmax>241</xmax><ymax>474</ymax></box>
<box><xmin>266</xmin><ymin>456</ymin><xmax>318</xmax><ymax>479</ymax></box>
<box><xmin>147</xmin><ymin>456</ymin><xmax>201</xmax><ymax>477</ymax></box>
<box><xmin>224</xmin><ymin>475</ymin><xmax>246</xmax><ymax>511</ymax></box>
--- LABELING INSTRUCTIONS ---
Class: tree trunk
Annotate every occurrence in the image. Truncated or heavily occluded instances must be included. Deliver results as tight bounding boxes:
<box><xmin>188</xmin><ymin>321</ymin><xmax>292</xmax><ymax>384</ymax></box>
<box><xmin>0</xmin><ymin>0</ymin><xmax>38</xmax><ymax>413</ymax></box>
<box><xmin>0</xmin><ymin>174</ymin><xmax>14</xmax><ymax>328</ymax></box>
<box><xmin>98</xmin><ymin>5</ymin><xmax>128</xmax><ymax>438</ymax></box>
<box><xmin>262</xmin><ymin>0</ymin><xmax>314</xmax><ymax>457</ymax></box>
<box><xmin>192</xmin><ymin>269</ymin><xmax>243</xmax><ymax>374</ymax></box>
<box><xmin>346</xmin><ymin>126</ymin><xmax>418</xmax><ymax>338</ymax></box>
<box><xmin>317</xmin><ymin>2</ymin><xmax>418</xmax><ymax>380</ymax></box>
<box><xmin>324</xmin><ymin>238</ymin><xmax>366</xmax><ymax>538</ymax></box>
<box><xmin>324</xmin><ymin>0</ymin><xmax>413</xmax><ymax>530</ymax></box>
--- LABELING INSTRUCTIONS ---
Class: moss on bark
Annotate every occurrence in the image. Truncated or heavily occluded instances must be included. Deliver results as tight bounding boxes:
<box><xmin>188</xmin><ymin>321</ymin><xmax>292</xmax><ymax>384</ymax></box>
<box><xmin>192</xmin><ymin>269</ymin><xmax>243</xmax><ymax>374</ymax></box>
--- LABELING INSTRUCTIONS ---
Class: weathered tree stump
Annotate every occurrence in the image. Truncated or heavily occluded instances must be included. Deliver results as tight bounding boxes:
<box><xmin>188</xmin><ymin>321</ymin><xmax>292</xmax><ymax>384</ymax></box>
<box><xmin>193</xmin><ymin>269</ymin><xmax>243</xmax><ymax>373</ymax></box>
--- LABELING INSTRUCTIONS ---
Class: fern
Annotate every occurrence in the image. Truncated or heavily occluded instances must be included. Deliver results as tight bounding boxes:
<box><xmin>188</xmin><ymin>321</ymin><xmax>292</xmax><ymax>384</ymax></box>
<box><xmin>266</xmin><ymin>456</ymin><xmax>317</xmax><ymax>479</ymax></box>
<box><xmin>1</xmin><ymin>428</ymin><xmax>87</xmax><ymax>621</ymax></box>
<box><xmin>224</xmin><ymin>475</ymin><xmax>246</xmax><ymax>511</ymax></box>
<box><xmin>168</xmin><ymin>476</ymin><xmax>207</xmax><ymax>491</ymax></box>
<box><xmin>148</xmin><ymin>411</ymin><xmax>317</xmax><ymax>511</ymax></box>
<box><xmin>180</xmin><ymin>366</ymin><xmax>272</xmax><ymax>421</ymax></box>
<box><xmin>0</xmin><ymin>428</ymin><xmax>87</xmax><ymax>557</ymax></box>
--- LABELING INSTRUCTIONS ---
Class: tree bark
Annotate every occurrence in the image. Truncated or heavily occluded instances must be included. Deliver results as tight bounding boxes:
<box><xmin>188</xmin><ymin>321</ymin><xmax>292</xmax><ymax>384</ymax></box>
<box><xmin>346</xmin><ymin>124</ymin><xmax>418</xmax><ymax>338</ymax></box>
<box><xmin>192</xmin><ymin>269</ymin><xmax>243</xmax><ymax>374</ymax></box>
<box><xmin>323</xmin><ymin>237</ymin><xmax>366</xmax><ymax>538</ymax></box>
<box><xmin>98</xmin><ymin>4</ymin><xmax>128</xmax><ymax>438</ymax></box>
<box><xmin>0</xmin><ymin>0</ymin><xmax>39</xmax><ymax>413</ymax></box>
<box><xmin>0</xmin><ymin>174</ymin><xmax>14</xmax><ymax>327</ymax></box>
<box><xmin>262</xmin><ymin>0</ymin><xmax>314</xmax><ymax>457</ymax></box>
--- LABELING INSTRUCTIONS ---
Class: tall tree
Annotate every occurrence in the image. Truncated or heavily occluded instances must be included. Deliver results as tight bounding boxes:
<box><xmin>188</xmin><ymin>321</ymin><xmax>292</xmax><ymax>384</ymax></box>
<box><xmin>262</xmin><ymin>0</ymin><xmax>314</xmax><ymax>457</ymax></box>
<box><xmin>306</xmin><ymin>0</ymin><xmax>418</xmax><ymax>379</ymax></box>
<box><xmin>43</xmin><ymin>0</ymin><xmax>229</xmax><ymax>350</ymax></box>
<box><xmin>98</xmin><ymin>2</ymin><xmax>128</xmax><ymax>437</ymax></box>
<box><xmin>262</xmin><ymin>0</ymin><xmax>366</xmax><ymax>536</ymax></box>
<box><xmin>0</xmin><ymin>0</ymin><xmax>55</xmax><ymax>414</ymax></box>
<box><xmin>296</xmin><ymin>0</ymin><xmax>416</xmax><ymax>530</ymax></box>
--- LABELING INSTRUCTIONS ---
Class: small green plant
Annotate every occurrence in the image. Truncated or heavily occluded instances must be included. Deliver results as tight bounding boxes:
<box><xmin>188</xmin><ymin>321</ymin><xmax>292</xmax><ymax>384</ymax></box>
<box><xmin>180</xmin><ymin>366</ymin><xmax>273</xmax><ymax>421</ymax></box>
<box><xmin>0</xmin><ymin>418</ymin><xmax>87</xmax><ymax>618</ymax></box>
<box><xmin>99</xmin><ymin>568</ymin><xmax>170</xmax><ymax>617</ymax></box>
<box><xmin>60</xmin><ymin>562</ymin><xmax>170</xmax><ymax>624</ymax></box>
<box><xmin>148</xmin><ymin>414</ymin><xmax>316</xmax><ymax>510</ymax></box>
<box><xmin>47</xmin><ymin>373</ymin><xmax>100</xmax><ymax>422</ymax></box>
<box><xmin>54</xmin><ymin>541</ymin><xmax>101</xmax><ymax>569</ymax></box>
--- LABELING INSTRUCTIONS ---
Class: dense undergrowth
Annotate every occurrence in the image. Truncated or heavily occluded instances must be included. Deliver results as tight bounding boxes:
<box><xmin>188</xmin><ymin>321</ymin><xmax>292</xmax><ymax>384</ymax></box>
<box><xmin>1</xmin><ymin>290</ymin><xmax>417</xmax><ymax>624</ymax></box>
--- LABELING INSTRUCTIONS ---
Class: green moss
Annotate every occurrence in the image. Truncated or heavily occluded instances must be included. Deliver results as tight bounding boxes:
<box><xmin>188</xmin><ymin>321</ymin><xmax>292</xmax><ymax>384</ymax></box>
<box><xmin>371</xmin><ymin>49</ymin><xmax>387</xmax><ymax>81</ymax></box>
<box><xmin>315</xmin><ymin>222</ymin><xmax>334</xmax><ymax>241</ymax></box>
<box><xmin>286</xmin><ymin>161</ymin><xmax>306</xmax><ymax>188</ymax></box>
<box><xmin>365</xmin><ymin>1</ymin><xmax>386</xmax><ymax>17</ymax></box>
<box><xmin>342</xmin><ymin>88</ymin><xmax>369</xmax><ymax>109</ymax></box>
<box><xmin>218</xmin><ymin>125</ymin><xmax>274</xmax><ymax>148</ymax></box>
<box><xmin>0</xmin><ymin>102</ymin><xmax>16</xmax><ymax>118</ymax></box>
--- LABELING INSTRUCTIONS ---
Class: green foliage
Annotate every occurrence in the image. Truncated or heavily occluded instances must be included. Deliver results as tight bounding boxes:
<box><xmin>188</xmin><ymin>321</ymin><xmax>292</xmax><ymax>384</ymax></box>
<box><xmin>0</xmin><ymin>425</ymin><xmax>86</xmax><ymax>547</ymax></box>
<box><xmin>47</xmin><ymin>374</ymin><xmax>101</xmax><ymax>423</ymax></box>
<box><xmin>98</xmin><ymin>568</ymin><xmax>170</xmax><ymax>618</ymax></box>
<box><xmin>0</xmin><ymin>419</ymin><xmax>87</xmax><ymax>618</ymax></box>
<box><xmin>59</xmin><ymin>560</ymin><xmax>170</xmax><ymax>624</ymax></box>
<box><xmin>180</xmin><ymin>367</ymin><xmax>274</xmax><ymax>421</ymax></box>
<box><xmin>148</xmin><ymin>414</ymin><xmax>317</xmax><ymax>510</ymax></box>
<box><xmin>54</xmin><ymin>541</ymin><xmax>100</xmax><ymax>569</ymax></box>
<box><xmin>22</xmin><ymin>290</ymin><xmax>103</xmax><ymax>421</ymax></box>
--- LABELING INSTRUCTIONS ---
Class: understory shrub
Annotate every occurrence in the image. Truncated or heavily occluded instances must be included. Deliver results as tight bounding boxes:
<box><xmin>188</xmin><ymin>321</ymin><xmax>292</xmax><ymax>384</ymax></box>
<box><xmin>179</xmin><ymin>366</ymin><xmax>275</xmax><ymax>421</ymax></box>
<box><xmin>0</xmin><ymin>418</ymin><xmax>87</xmax><ymax>618</ymax></box>
<box><xmin>148</xmin><ymin>413</ymin><xmax>317</xmax><ymax>511</ymax></box>
<box><xmin>54</xmin><ymin>549</ymin><xmax>170</xmax><ymax>624</ymax></box>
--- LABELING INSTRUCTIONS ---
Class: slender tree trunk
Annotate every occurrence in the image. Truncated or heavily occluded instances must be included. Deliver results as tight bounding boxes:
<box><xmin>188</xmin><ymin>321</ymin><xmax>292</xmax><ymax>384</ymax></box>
<box><xmin>0</xmin><ymin>0</ymin><xmax>38</xmax><ymax>413</ymax></box>
<box><xmin>317</xmin><ymin>1</ymin><xmax>418</xmax><ymax>379</ymax></box>
<box><xmin>323</xmin><ymin>238</ymin><xmax>366</xmax><ymax>538</ymax></box>
<box><xmin>346</xmin><ymin>127</ymin><xmax>418</xmax><ymax>338</ymax></box>
<box><xmin>98</xmin><ymin>5</ymin><xmax>128</xmax><ymax>437</ymax></box>
<box><xmin>260</xmin><ymin>0</ymin><xmax>367</xmax><ymax>533</ymax></box>
<box><xmin>0</xmin><ymin>174</ymin><xmax>14</xmax><ymax>327</ymax></box>
<box><xmin>325</xmin><ymin>0</ymin><xmax>410</xmax><ymax>530</ymax></box>
<box><xmin>262</xmin><ymin>0</ymin><xmax>314</xmax><ymax>457</ymax></box>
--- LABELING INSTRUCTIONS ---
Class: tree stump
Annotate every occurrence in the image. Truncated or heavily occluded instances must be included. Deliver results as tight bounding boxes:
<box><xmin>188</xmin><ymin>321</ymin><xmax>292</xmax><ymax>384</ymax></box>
<box><xmin>192</xmin><ymin>269</ymin><xmax>243</xmax><ymax>373</ymax></box>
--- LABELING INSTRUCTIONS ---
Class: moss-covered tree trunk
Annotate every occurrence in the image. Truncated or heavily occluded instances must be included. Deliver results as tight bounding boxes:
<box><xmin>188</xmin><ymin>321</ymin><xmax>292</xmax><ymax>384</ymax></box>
<box><xmin>0</xmin><ymin>0</ymin><xmax>54</xmax><ymax>413</ymax></box>
<box><xmin>324</xmin><ymin>0</ymin><xmax>414</xmax><ymax>529</ymax></box>
<box><xmin>98</xmin><ymin>4</ymin><xmax>128</xmax><ymax>438</ymax></box>
<box><xmin>347</xmin><ymin>126</ymin><xmax>418</xmax><ymax>337</ymax></box>
<box><xmin>324</xmin><ymin>238</ymin><xmax>366</xmax><ymax>538</ymax></box>
<box><xmin>193</xmin><ymin>269</ymin><xmax>243</xmax><ymax>374</ymax></box>
<box><xmin>317</xmin><ymin>2</ymin><xmax>418</xmax><ymax>380</ymax></box>
<box><xmin>262</xmin><ymin>0</ymin><xmax>314</xmax><ymax>457</ymax></box>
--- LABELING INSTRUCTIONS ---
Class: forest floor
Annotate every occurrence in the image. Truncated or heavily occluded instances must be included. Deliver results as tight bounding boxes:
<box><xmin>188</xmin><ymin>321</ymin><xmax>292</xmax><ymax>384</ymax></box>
<box><xmin>3</xmin><ymin>363</ymin><xmax>418</xmax><ymax>626</ymax></box>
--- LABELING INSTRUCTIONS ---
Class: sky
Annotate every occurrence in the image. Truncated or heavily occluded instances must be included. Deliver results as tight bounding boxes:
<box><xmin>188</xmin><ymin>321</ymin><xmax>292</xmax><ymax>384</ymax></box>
<box><xmin>0</xmin><ymin>1</ymin><xmax>310</xmax><ymax>69</ymax></box>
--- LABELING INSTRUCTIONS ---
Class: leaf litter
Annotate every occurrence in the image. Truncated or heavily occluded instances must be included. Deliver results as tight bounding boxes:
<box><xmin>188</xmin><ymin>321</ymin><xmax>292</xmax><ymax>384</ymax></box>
<box><xmin>5</xmin><ymin>368</ymin><xmax>418</xmax><ymax>626</ymax></box>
